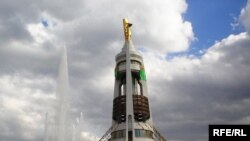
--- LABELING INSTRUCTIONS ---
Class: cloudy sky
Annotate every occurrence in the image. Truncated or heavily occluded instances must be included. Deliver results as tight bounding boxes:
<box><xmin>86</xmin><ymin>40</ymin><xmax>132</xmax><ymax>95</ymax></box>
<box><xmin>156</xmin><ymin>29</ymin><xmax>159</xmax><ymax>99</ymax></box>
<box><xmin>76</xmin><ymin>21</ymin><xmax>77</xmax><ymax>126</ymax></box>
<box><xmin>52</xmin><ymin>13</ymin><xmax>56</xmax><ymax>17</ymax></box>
<box><xmin>1</xmin><ymin>0</ymin><xmax>250</xmax><ymax>141</ymax></box>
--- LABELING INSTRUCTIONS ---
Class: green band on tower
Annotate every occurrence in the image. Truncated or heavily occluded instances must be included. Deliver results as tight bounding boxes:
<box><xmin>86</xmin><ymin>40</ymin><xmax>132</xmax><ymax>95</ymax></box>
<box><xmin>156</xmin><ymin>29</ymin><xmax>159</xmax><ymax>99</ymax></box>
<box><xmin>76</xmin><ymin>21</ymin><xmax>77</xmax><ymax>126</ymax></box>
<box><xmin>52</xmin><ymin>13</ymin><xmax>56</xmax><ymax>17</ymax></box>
<box><xmin>115</xmin><ymin>67</ymin><xmax>120</xmax><ymax>80</ymax></box>
<box><xmin>139</xmin><ymin>65</ymin><xmax>147</xmax><ymax>80</ymax></box>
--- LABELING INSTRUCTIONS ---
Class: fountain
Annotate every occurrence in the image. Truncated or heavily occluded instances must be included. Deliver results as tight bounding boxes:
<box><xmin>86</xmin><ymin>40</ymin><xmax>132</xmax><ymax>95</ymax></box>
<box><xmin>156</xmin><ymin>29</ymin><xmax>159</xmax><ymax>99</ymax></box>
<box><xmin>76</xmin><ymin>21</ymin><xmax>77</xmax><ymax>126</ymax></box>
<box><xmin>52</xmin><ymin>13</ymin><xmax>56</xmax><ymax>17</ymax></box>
<box><xmin>56</xmin><ymin>46</ymin><xmax>70</xmax><ymax>141</ymax></box>
<box><xmin>44</xmin><ymin>113</ymin><xmax>49</xmax><ymax>141</ymax></box>
<box><xmin>44</xmin><ymin>46</ymin><xmax>96</xmax><ymax>141</ymax></box>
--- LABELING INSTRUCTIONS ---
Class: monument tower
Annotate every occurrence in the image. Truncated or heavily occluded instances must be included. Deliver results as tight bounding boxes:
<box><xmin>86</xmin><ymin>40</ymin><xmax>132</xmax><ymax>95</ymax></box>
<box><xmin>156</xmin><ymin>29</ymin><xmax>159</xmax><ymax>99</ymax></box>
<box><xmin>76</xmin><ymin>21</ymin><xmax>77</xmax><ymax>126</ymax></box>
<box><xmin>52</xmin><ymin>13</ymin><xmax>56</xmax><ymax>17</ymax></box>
<box><xmin>99</xmin><ymin>18</ymin><xmax>166</xmax><ymax>141</ymax></box>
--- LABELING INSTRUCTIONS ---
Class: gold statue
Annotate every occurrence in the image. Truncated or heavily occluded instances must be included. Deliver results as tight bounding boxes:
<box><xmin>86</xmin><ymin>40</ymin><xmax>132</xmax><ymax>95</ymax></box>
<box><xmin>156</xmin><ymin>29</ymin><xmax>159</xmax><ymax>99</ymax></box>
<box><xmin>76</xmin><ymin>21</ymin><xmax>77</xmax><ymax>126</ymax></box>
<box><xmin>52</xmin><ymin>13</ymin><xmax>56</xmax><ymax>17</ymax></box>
<box><xmin>123</xmin><ymin>18</ymin><xmax>132</xmax><ymax>41</ymax></box>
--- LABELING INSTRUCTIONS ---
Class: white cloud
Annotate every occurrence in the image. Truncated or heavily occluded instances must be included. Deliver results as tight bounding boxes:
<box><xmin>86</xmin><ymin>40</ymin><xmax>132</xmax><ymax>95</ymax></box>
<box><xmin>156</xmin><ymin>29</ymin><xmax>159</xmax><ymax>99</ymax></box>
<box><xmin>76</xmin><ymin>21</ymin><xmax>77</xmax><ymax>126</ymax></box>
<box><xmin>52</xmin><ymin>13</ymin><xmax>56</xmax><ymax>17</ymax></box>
<box><xmin>27</xmin><ymin>23</ymin><xmax>54</xmax><ymax>44</ymax></box>
<box><xmin>143</xmin><ymin>21</ymin><xmax>250</xmax><ymax>141</ymax></box>
<box><xmin>49</xmin><ymin>0</ymin><xmax>194</xmax><ymax>55</ymax></box>
<box><xmin>0</xmin><ymin>74</ymin><xmax>56</xmax><ymax>140</ymax></box>
<box><xmin>240</xmin><ymin>0</ymin><xmax>250</xmax><ymax>33</ymax></box>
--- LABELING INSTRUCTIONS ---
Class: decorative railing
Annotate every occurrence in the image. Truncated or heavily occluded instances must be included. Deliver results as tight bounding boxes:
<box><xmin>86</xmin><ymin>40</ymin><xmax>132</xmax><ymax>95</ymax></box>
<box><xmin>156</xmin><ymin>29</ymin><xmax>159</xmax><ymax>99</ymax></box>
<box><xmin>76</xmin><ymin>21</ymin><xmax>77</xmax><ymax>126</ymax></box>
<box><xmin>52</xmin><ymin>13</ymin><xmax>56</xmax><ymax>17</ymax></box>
<box><xmin>112</xmin><ymin>95</ymin><xmax>150</xmax><ymax>122</ymax></box>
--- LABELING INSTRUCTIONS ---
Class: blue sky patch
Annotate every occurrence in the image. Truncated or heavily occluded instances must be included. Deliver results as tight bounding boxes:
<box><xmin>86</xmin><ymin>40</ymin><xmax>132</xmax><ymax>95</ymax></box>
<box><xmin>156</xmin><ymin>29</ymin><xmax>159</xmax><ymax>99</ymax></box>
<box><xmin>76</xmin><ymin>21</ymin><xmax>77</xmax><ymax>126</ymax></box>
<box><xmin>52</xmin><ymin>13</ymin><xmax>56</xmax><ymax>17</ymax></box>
<box><xmin>174</xmin><ymin>0</ymin><xmax>248</xmax><ymax>58</ymax></box>
<box><xmin>41</xmin><ymin>19</ymin><xmax>49</xmax><ymax>27</ymax></box>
